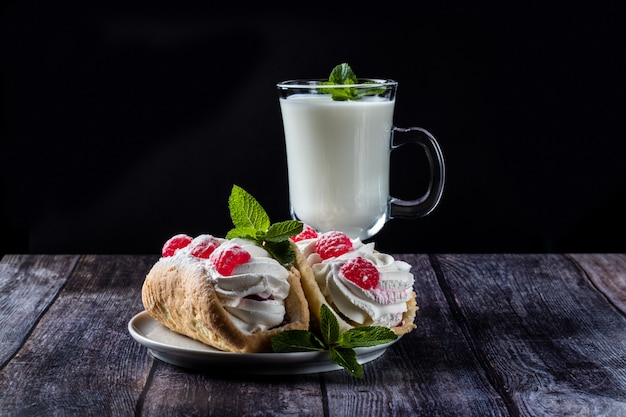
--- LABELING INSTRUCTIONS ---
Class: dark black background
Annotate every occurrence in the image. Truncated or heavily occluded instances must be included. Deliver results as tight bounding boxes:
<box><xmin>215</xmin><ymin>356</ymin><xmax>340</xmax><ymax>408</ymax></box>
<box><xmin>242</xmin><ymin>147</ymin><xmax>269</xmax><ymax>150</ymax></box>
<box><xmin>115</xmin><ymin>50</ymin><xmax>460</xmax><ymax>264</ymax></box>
<box><xmin>2</xmin><ymin>2</ymin><xmax>625</xmax><ymax>255</ymax></box>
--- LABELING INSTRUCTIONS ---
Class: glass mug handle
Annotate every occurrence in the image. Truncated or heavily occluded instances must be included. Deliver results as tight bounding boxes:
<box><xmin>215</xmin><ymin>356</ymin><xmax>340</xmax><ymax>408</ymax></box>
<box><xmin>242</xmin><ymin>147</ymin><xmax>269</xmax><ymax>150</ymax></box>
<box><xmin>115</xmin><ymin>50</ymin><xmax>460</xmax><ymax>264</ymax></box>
<box><xmin>389</xmin><ymin>127</ymin><xmax>446</xmax><ymax>219</ymax></box>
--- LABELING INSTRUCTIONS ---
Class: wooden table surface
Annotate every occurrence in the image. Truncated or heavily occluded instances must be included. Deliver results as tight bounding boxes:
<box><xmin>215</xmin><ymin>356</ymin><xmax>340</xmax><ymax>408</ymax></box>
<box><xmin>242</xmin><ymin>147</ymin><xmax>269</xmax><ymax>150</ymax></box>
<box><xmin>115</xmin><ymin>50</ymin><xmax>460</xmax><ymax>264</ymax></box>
<box><xmin>1</xmin><ymin>253</ymin><xmax>626</xmax><ymax>416</ymax></box>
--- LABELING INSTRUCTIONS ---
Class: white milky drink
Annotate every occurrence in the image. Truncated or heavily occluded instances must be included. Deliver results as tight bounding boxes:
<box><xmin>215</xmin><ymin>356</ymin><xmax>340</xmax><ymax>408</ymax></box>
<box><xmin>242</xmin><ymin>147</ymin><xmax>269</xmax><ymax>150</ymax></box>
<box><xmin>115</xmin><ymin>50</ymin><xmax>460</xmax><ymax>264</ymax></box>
<box><xmin>280</xmin><ymin>94</ymin><xmax>395</xmax><ymax>238</ymax></box>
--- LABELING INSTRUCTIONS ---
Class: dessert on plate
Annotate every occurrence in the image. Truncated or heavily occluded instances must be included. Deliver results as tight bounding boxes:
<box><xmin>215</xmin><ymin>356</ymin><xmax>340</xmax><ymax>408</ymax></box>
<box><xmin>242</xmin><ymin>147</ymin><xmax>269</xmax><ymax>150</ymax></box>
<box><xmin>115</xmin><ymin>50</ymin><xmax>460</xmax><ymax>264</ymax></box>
<box><xmin>142</xmin><ymin>234</ymin><xmax>309</xmax><ymax>353</ymax></box>
<box><xmin>291</xmin><ymin>226</ymin><xmax>418</xmax><ymax>336</ymax></box>
<box><xmin>140</xmin><ymin>185</ymin><xmax>416</xmax><ymax>357</ymax></box>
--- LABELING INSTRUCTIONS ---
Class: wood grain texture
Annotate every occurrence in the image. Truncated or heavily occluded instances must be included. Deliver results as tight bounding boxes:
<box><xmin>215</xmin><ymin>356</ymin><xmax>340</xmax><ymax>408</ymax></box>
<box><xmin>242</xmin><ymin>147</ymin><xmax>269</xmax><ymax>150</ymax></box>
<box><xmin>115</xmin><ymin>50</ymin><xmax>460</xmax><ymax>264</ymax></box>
<box><xmin>140</xmin><ymin>363</ymin><xmax>325</xmax><ymax>416</ymax></box>
<box><xmin>433</xmin><ymin>254</ymin><xmax>626</xmax><ymax>417</ymax></box>
<box><xmin>2</xmin><ymin>254</ymin><xmax>626</xmax><ymax>416</ymax></box>
<box><xmin>0</xmin><ymin>254</ymin><xmax>79</xmax><ymax>367</ymax></box>
<box><xmin>323</xmin><ymin>254</ymin><xmax>508</xmax><ymax>417</ymax></box>
<box><xmin>569</xmin><ymin>253</ymin><xmax>626</xmax><ymax>315</ymax></box>
<box><xmin>0</xmin><ymin>255</ymin><xmax>156</xmax><ymax>416</ymax></box>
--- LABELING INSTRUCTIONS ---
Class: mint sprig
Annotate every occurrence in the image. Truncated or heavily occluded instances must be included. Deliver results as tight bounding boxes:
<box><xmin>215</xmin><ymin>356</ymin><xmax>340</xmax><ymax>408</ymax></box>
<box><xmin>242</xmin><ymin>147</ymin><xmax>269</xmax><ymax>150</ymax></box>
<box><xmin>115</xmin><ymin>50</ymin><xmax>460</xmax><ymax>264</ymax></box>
<box><xmin>318</xmin><ymin>63</ymin><xmax>387</xmax><ymax>101</ymax></box>
<box><xmin>271</xmin><ymin>304</ymin><xmax>398</xmax><ymax>378</ymax></box>
<box><xmin>226</xmin><ymin>185</ymin><xmax>303</xmax><ymax>265</ymax></box>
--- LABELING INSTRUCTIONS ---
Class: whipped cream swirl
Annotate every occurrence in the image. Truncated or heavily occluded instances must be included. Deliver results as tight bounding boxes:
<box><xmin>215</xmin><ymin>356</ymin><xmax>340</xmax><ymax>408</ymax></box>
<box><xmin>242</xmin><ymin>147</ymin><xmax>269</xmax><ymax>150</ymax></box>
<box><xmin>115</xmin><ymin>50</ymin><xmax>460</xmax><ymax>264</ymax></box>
<box><xmin>296</xmin><ymin>237</ymin><xmax>414</xmax><ymax>327</ymax></box>
<box><xmin>176</xmin><ymin>238</ymin><xmax>291</xmax><ymax>334</ymax></box>
<box><xmin>211</xmin><ymin>239</ymin><xmax>290</xmax><ymax>334</ymax></box>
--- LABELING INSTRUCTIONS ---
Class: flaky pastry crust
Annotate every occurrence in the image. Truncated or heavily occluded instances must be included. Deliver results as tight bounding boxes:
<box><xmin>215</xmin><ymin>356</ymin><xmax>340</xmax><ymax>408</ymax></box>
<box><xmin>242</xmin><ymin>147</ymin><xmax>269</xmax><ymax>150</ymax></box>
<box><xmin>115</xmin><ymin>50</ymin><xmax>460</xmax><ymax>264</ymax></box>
<box><xmin>142</xmin><ymin>256</ymin><xmax>309</xmax><ymax>353</ymax></box>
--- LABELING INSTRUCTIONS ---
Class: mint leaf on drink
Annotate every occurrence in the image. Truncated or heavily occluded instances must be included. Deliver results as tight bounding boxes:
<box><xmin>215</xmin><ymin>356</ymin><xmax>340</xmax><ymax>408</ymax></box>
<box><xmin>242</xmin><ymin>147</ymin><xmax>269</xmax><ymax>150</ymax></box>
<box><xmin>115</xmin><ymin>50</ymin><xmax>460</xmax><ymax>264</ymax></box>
<box><xmin>318</xmin><ymin>63</ymin><xmax>387</xmax><ymax>101</ymax></box>
<box><xmin>328</xmin><ymin>62</ymin><xmax>358</xmax><ymax>85</ymax></box>
<box><xmin>226</xmin><ymin>185</ymin><xmax>303</xmax><ymax>265</ymax></box>
<box><xmin>271</xmin><ymin>304</ymin><xmax>398</xmax><ymax>378</ymax></box>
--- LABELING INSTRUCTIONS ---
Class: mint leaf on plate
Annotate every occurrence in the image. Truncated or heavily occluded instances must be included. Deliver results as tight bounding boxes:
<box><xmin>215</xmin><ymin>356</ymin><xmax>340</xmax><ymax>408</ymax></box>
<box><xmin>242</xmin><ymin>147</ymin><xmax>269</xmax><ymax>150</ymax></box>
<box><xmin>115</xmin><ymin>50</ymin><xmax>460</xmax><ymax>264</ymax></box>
<box><xmin>226</xmin><ymin>185</ymin><xmax>303</xmax><ymax>265</ymax></box>
<box><xmin>263</xmin><ymin>240</ymin><xmax>296</xmax><ymax>266</ymax></box>
<box><xmin>271</xmin><ymin>330</ymin><xmax>325</xmax><ymax>352</ymax></box>
<box><xmin>330</xmin><ymin>346</ymin><xmax>363</xmax><ymax>378</ymax></box>
<box><xmin>341</xmin><ymin>326</ymin><xmax>398</xmax><ymax>348</ymax></box>
<box><xmin>225</xmin><ymin>226</ymin><xmax>257</xmax><ymax>241</ymax></box>
<box><xmin>320</xmin><ymin>304</ymin><xmax>340</xmax><ymax>346</ymax></box>
<box><xmin>271</xmin><ymin>305</ymin><xmax>398</xmax><ymax>378</ymax></box>
<box><xmin>228</xmin><ymin>185</ymin><xmax>270</xmax><ymax>232</ymax></box>
<box><xmin>265</xmin><ymin>220</ymin><xmax>304</xmax><ymax>243</ymax></box>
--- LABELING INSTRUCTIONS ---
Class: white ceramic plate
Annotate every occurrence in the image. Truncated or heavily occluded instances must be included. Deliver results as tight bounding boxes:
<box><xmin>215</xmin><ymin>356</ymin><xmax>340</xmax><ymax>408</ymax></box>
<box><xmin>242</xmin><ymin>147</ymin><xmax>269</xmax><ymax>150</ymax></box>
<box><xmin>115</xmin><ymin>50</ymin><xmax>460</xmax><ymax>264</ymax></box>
<box><xmin>128</xmin><ymin>310</ymin><xmax>398</xmax><ymax>375</ymax></box>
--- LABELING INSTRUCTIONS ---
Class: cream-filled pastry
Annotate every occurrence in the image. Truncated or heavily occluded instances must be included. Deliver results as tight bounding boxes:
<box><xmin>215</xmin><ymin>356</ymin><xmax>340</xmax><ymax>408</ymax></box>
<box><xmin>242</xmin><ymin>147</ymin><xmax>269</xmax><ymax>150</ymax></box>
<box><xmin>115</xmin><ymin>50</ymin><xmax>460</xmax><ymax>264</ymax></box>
<box><xmin>142</xmin><ymin>234</ymin><xmax>309</xmax><ymax>353</ymax></box>
<box><xmin>292</xmin><ymin>227</ymin><xmax>417</xmax><ymax>336</ymax></box>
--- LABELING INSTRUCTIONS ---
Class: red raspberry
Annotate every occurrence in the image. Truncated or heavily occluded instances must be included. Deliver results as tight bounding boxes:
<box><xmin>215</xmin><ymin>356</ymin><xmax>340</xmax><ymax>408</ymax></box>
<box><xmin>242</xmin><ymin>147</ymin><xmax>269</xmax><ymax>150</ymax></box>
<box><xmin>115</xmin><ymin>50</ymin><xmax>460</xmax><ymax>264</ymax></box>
<box><xmin>162</xmin><ymin>234</ymin><xmax>192</xmax><ymax>257</ymax></box>
<box><xmin>209</xmin><ymin>244</ymin><xmax>251</xmax><ymax>276</ymax></box>
<box><xmin>315</xmin><ymin>231</ymin><xmax>353</xmax><ymax>260</ymax></box>
<box><xmin>340</xmin><ymin>257</ymin><xmax>380</xmax><ymax>290</ymax></box>
<box><xmin>189</xmin><ymin>234</ymin><xmax>221</xmax><ymax>258</ymax></box>
<box><xmin>292</xmin><ymin>224</ymin><xmax>318</xmax><ymax>242</ymax></box>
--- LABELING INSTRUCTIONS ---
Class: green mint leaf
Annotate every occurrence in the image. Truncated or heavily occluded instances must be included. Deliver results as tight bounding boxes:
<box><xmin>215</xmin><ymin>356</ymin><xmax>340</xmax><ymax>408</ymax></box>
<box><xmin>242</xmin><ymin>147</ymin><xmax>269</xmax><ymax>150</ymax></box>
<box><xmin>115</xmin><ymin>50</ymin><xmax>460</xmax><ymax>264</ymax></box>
<box><xmin>318</xmin><ymin>63</ymin><xmax>385</xmax><ymax>101</ymax></box>
<box><xmin>271</xmin><ymin>330</ymin><xmax>325</xmax><ymax>352</ymax></box>
<box><xmin>228</xmin><ymin>185</ymin><xmax>270</xmax><ymax>231</ymax></box>
<box><xmin>318</xmin><ymin>86</ymin><xmax>356</xmax><ymax>101</ymax></box>
<box><xmin>340</xmin><ymin>326</ymin><xmax>398</xmax><ymax>348</ymax></box>
<box><xmin>330</xmin><ymin>346</ymin><xmax>363</xmax><ymax>378</ymax></box>
<box><xmin>328</xmin><ymin>63</ymin><xmax>357</xmax><ymax>84</ymax></box>
<box><xmin>320</xmin><ymin>304</ymin><xmax>340</xmax><ymax>346</ymax></box>
<box><xmin>264</xmin><ymin>240</ymin><xmax>295</xmax><ymax>266</ymax></box>
<box><xmin>226</xmin><ymin>185</ymin><xmax>304</xmax><ymax>265</ymax></box>
<box><xmin>225</xmin><ymin>226</ymin><xmax>257</xmax><ymax>240</ymax></box>
<box><xmin>353</xmin><ymin>82</ymin><xmax>387</xmax><ymax>99</ymax></box>
<box><xmin>271</xmin><ymin>305</ymin><xmax>394</xmax><ymax>378</ymax></box>
<box><xmin>265</xmin><ymin>220</ymin><xmax>303</xmax><ymax>243</ymax></box>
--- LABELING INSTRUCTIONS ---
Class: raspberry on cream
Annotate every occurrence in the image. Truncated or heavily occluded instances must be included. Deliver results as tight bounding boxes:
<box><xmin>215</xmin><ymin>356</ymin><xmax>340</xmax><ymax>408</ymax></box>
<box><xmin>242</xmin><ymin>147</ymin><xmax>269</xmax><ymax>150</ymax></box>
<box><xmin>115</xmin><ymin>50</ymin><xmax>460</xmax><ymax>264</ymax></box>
<box><xmin>143</xmin><ymin>185</ymin><xmax>312</xmax><ymax>353</ymax></box>
<box><xmin>294</xmin><ymin>231</ymin><xmax>415</xmax><ymax>329</ymax></box>
<box><xmin>165</xmin><ymin>237</ymin><xmax>292</xmax><ymax>334</ymax></box>
<box><xmin>211</xmin><ymin>240</ymin><xmax>291</xmax><ymax>334</ymax></box>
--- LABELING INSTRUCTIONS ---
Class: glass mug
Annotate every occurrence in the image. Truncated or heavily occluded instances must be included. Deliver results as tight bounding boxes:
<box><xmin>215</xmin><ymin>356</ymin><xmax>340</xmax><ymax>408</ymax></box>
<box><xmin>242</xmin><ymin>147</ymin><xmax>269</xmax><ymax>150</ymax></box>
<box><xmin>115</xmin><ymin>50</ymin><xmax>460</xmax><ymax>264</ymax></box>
<box><xmin>277</xmin><ymin>79</ymin><xmax>445</xmax><ymax>240</ymax></box>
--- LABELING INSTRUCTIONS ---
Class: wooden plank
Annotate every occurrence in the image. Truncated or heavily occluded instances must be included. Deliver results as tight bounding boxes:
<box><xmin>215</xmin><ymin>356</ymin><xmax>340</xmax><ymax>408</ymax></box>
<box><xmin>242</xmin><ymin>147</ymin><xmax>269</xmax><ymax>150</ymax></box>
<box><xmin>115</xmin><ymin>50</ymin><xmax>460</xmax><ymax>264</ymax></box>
<box><xmin>0</xmin><ymin>255</ymin><xmax>157</xmax><ymax>416</ymax></box>
<box><xmin>0</xmin><ymin>254</ymin><xmax>79</xmax><ymax>367</ymax></box>
<box><xmin>433</xmin><ymin>254</ymin><xmax>626</xmax><ymax>417</ymax></box>
<box><xmin>140</xmin><ymin>364</ymin><xmax>325</xmax><ymax>416</ymax></box>
<box><xmin>5</xmin><ymin>254</ymin><xmax>625</xmax><ymax>416</ymax></box>
<box><xmin>569</xmin><ymin>253</ymin><xmax>626</xmax><ymax>315</ymax></box>
<box><xmin>322</xmin><ymin>254</ymin><xmax>509</xmax><ymax>417</ymax></box>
